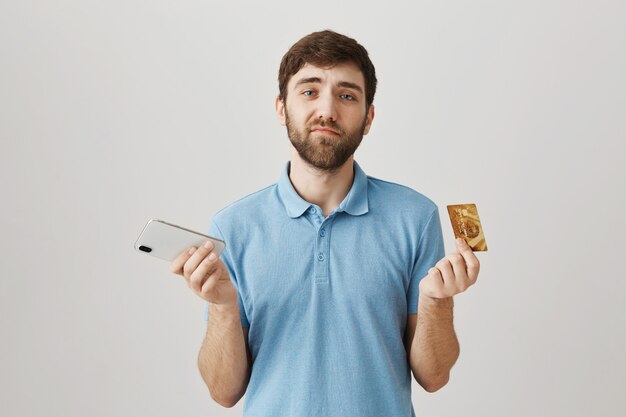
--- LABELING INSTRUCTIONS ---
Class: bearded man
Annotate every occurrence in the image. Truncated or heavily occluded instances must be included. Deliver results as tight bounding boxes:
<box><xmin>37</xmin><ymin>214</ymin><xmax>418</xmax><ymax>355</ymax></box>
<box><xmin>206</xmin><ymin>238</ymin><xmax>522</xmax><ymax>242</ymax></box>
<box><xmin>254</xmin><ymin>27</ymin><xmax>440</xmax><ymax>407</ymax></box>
<box><xmin>170</xmin><ymin>29</ymin><xmax>480</xmax><ymax>417</ymax></box>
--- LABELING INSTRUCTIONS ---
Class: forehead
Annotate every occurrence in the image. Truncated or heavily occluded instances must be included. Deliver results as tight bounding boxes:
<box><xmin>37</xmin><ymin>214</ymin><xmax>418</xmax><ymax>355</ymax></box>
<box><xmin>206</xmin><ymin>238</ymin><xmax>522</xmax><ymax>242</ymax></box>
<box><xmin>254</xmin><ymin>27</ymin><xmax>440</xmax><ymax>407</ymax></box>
<box><xmin>288</xmin><ymin>62</ymin><xmax>365</xmax><ymax>89</ymax></box>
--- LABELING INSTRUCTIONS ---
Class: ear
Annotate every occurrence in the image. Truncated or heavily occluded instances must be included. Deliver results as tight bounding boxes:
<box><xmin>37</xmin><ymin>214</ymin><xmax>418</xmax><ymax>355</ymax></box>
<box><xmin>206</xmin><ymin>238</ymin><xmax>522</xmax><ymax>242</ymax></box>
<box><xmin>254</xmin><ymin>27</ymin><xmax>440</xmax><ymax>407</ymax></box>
<box><xmin>275</xmin><ymin>95</ymin><xmax>286</xmax><ymax>126</ymax></box>
<box><xmin>363</xmin><ymin>104</ymin><xmax>375</xmax><ymax>135</ymax></box>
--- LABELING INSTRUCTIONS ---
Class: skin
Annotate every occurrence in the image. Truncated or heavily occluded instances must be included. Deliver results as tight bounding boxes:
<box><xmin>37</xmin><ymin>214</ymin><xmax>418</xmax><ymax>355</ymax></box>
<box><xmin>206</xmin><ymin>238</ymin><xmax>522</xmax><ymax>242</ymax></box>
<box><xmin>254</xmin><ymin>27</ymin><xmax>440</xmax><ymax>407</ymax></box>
<box><xmin>275</xmin><ymin>62</ymin><xmax>375</xmax><ymax>217</ymax></box>
<box><xmin>169</xmin><ymin>61</ymin><xmax>480</xmax><ymax>406</ymax></box>
<box><xmin>170</xmin><ymin>241</ymin><xmax>250</xmax><ymax>407</ymax></box>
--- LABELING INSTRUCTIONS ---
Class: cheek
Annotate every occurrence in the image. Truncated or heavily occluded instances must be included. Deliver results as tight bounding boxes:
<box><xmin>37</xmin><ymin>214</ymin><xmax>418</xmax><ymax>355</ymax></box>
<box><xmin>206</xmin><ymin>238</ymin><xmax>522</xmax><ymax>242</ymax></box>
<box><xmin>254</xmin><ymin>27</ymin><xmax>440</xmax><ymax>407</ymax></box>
<box><xmin>288</xmin><ymin>106</ymin><xmax>313</xmax><ymax>126</ymax></box>
<box><xmin>346</xmin><ymin>110</ymin><xmax>367</xmax><ymax>127</ymax></box>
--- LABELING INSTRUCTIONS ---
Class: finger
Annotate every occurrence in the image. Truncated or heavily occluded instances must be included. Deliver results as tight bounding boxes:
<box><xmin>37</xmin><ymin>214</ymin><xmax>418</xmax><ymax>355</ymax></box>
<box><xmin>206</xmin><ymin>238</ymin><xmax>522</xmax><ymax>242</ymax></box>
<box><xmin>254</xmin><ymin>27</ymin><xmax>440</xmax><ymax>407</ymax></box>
<box><xmin>448</xmin><ymin>253</ymin><xmax>470</xmax><ymax>292</ymax></box>
<box><xmin>201</xmin><ymin>270</ymin><xmax>219</xmax><ymax>298</ymax></box>
<box><xmin>435</xmin><ymin>258</ymin><xmax>458</xmax><ymax>294</ymax></box>
<box><xmin>170</xmin><ymin>246</ymin><xmax>197</xmax><ymax>275</ymax></box>
<box><xmin>448</xmin><ymin>253</ymin><xmax>469</xmax><ymax>282</ymax></box>
<box><xmin>183</xmin><ymin>240</ymin><xmax>215</xmax><ymax>278</ymax></box>
<box><xmin>456</xmin><ymin>238</ymin><xmax>480</xmax><ymax>281</ymax></box>
<box><xmin>423</xmin><ymin>267</ymin><xmax>445</xmax><ymax>298</ymax></box>
<box><xmin>189</xmin><ymin>252</ymin><xmax>219</xmax><ymax>293</ymax></box>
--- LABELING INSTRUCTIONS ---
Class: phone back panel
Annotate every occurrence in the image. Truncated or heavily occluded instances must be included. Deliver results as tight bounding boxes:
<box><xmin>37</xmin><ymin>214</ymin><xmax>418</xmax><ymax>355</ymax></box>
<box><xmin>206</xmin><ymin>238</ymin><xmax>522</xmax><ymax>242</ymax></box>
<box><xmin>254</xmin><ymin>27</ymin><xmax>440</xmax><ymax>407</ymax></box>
<box><xmin>134</xmin><ymin>219</ymin><xmax>226</xmax><ymax>262</ymax></box>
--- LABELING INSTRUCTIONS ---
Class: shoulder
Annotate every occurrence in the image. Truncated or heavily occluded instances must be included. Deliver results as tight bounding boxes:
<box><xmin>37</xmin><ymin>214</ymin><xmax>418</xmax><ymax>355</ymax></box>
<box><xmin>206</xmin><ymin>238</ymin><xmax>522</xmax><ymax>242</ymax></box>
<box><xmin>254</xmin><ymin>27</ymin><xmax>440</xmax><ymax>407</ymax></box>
<box><xmin>212</xmin><ymin>182</ymin><xmax>279</xmax><ymax>227</ymax></box>
<box><xmin>366</xmin><ymin>175</ymin><xmax>439</xmax><ymax>215</ymax></box>
<box><xmin>211</xmin><ymin>183</ymin><xmax>280</xmax><ymax>236</ymax></box>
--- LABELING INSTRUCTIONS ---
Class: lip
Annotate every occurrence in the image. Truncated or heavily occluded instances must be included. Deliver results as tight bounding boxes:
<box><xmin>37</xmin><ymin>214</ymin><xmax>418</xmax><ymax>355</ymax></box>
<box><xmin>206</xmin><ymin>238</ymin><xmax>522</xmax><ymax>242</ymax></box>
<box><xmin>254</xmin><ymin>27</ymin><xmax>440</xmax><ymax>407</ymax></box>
<box><xmin>311</xmin><ymin>128</ymin><xmax>340</xmax><ymax>135</ymax></box>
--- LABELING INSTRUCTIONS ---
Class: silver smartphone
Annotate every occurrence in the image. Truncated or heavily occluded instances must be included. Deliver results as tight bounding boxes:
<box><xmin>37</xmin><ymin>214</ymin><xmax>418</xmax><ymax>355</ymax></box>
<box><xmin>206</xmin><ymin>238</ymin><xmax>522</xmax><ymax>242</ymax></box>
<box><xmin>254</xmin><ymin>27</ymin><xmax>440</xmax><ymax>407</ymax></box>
<box><xmin>134</xmin><ymin>219</ymin><xmax>225</xmax><ymax>262</ymax></box>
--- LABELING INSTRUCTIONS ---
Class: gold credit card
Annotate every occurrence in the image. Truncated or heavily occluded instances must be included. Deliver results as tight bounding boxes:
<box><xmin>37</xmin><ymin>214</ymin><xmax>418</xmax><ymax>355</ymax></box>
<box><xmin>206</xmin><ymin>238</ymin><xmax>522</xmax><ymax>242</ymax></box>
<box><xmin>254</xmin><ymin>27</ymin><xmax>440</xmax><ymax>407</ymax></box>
<box><xmin>446</xmin><ymin>204</ymin><xmax>488</xmax><ymax>251</ymax></box>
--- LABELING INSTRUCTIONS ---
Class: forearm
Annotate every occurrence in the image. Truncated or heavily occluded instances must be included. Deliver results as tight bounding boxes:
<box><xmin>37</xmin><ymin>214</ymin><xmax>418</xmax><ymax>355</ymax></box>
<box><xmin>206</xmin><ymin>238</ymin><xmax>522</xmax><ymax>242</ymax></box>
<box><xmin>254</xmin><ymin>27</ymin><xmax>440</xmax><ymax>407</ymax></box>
<box><xmin>198</xmin><ymin>303</ymin><xmax>250</xmax><ymax>407</ymax></box>
<box><xmin>410</xmin><ymin>294</ymin><xmax>460</xmax><ymax>391</ymax></box>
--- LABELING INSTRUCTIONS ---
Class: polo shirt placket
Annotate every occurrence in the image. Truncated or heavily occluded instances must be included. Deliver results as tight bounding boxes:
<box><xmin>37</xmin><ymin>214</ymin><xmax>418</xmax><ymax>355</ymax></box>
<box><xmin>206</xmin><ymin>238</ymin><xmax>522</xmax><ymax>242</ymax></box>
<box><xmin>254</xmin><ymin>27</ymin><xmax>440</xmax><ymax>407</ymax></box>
<box><xmin>306</xmin><ymin>206</ymin><xmax>335</xmax><ymax>284</ymax></box>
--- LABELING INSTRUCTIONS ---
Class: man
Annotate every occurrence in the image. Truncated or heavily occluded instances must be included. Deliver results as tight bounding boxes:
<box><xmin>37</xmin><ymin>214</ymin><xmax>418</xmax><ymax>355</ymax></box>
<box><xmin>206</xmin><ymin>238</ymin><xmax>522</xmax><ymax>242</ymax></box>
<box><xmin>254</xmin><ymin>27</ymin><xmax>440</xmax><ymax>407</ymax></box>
<box><xmin>170</xmin><ymin>30</ymin><xmax>479</xmax><ymax>416</ymax></box>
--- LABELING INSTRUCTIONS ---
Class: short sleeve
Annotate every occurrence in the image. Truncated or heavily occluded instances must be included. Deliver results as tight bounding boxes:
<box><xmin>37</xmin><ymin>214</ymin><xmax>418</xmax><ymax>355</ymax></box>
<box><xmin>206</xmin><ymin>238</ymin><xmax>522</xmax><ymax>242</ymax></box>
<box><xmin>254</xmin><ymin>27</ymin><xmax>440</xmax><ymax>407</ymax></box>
<box><xmin>407</xmin><ymin>207</ymin><xmax>445</xmax><ymax>314</ymax></box>
<box><xmin>203</xmin><ymin>218</ymin><xmax>250</xmax><ymax>328</ymax></box>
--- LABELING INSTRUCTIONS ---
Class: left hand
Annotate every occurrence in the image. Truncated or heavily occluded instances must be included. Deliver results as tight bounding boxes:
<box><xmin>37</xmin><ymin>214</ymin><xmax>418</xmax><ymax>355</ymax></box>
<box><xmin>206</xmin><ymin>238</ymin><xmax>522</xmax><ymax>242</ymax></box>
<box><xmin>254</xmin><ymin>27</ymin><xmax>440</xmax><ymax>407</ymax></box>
<box><xmin>419</xmin><ymin>238</ymin><xmax>480</xmax><ymax>299</ymax></box>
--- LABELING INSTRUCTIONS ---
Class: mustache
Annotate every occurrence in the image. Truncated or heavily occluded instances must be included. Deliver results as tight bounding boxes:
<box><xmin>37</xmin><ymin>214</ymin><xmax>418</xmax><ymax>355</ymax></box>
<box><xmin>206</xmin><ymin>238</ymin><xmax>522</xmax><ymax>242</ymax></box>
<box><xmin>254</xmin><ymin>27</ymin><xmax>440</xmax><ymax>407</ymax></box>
<box><xmin>308</xmin><ymin>120</ymin><xmax>344</xmax><ymax>135</ymax></box>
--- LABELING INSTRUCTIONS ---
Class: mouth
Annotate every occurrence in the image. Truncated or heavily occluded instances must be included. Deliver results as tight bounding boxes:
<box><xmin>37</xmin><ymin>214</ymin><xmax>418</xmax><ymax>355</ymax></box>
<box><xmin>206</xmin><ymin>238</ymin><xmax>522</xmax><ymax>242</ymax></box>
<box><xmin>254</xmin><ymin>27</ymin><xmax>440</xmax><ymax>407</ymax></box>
<box><xmin>311</xmin><ymin>128</ymin><xmax>340</xmax><ymax>136</ymax></box>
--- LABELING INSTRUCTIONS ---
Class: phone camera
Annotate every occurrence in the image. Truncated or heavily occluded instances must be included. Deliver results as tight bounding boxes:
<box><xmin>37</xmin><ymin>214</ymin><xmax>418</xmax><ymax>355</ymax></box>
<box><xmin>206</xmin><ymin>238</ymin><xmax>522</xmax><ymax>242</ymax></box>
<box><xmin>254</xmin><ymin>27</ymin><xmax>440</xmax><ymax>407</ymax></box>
<box><xmin>138</xmin><ymin>245</ymin><xmax>152</xmax><ymax>253</ymax></box>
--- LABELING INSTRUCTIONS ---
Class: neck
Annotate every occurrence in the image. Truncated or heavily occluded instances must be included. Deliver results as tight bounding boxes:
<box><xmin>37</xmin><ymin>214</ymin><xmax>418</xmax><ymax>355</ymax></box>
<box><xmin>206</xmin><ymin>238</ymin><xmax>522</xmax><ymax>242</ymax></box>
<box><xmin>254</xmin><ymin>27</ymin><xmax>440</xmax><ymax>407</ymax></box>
<box><xmin>288</xmin><ymin>150</ymin><xmax>355</xmax><ymax>218</ymax></box>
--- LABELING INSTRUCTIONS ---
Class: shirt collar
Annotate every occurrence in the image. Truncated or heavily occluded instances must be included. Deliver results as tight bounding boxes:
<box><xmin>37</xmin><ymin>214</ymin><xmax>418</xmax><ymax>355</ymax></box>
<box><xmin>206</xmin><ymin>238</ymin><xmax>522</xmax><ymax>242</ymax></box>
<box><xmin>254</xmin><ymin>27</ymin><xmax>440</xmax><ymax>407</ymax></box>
<box><xmin>277</xmin><ymin>160</ymin><xmax>369</xmax><ymax>218</ymax></box>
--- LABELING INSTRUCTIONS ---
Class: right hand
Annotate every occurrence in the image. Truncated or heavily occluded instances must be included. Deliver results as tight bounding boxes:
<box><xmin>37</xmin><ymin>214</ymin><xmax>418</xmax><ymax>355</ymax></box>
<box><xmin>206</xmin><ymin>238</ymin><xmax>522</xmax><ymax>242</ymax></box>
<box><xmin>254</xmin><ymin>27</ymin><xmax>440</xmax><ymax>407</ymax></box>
<box><xmin>170</xmin><ymin>240</ymin><xmax>238</xmax><ymax>306</ymax></box>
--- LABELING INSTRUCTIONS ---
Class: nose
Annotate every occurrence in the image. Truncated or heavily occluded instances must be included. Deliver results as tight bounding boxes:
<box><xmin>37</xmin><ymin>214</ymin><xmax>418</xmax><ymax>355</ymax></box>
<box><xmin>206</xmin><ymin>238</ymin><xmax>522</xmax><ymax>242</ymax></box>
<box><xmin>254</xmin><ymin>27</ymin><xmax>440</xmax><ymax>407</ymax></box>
<box><xmin>315</xmin><ymin>94</ymin><xmax>338</xmax><ymax>121</ymax></box>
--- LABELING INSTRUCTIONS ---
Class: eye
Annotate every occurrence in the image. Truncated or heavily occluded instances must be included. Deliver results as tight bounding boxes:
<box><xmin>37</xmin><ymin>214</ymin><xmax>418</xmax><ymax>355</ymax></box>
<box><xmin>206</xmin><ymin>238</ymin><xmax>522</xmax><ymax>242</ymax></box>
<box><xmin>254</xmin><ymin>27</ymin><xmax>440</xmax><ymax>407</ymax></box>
<box><xmin>303</xmin><ymin>90</ymin><xmax>316</xmax><ymax>97</ymax></box>
<box><xmin>340</xmin><ymin>94</ymin><xmax>355</xmax><ymax>101</ymax></box>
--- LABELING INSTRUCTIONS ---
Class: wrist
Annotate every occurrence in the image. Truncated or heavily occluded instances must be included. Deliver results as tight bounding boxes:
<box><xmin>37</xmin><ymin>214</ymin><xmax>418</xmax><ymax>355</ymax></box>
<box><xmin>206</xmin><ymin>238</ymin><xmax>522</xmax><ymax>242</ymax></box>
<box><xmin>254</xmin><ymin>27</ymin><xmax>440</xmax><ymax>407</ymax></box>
<box><xmin>210</xmin><ymin>301</ymin><xmax>240</xmax><ymax>315</ymax></box>
<box><xmin>419</xmin><ymin>292</ymin><xmax>453</xmax><ymax>303</ymax></box>
<box><xmin>418</xmin><ymin>293</ymin><xmax>454</xmax><ymax>316</ymax></box>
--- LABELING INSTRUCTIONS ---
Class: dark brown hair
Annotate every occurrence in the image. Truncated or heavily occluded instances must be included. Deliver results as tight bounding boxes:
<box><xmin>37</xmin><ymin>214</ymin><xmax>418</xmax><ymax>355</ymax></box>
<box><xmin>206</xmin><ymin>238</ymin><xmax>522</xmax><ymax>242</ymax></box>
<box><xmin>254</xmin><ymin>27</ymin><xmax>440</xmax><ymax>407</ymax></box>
<box><xmin>278</xmin><ymin>30</ymin><xmax>377</xmax><ymax>109</ymax></box>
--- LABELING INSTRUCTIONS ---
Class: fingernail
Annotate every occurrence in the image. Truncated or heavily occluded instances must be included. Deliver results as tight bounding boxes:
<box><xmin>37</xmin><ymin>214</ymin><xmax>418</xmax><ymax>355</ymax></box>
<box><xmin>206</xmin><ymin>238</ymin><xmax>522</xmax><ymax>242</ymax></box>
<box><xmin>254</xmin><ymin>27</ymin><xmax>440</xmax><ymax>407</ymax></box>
<box><xmin>456</xmin><ymin>238</ymin><xmax>465</xmax><ymax>245</ymax></box>
<box><xmin>204</xmin><ymin>240</ymin><xmax>214</xmax><ymax>249</ymax></box>
<box><xmin>208</xmin><ymin>252</ymin><xmax>217</xmax><ymax>261</ymax></box>
<box><xmin>188</xmin><ymin>247</ymin><xmax>197</xmax><ymax>254</ymax></box>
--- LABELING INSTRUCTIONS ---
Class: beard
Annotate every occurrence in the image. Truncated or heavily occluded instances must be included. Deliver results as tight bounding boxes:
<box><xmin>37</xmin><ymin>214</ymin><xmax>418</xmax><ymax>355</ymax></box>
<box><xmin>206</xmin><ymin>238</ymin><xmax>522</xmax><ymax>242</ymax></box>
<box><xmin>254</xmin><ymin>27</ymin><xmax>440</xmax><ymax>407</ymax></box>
<box><xmin>285</xmin><ymin>108</ymin><xmax>367</xmax><ymax>172</ymax></box>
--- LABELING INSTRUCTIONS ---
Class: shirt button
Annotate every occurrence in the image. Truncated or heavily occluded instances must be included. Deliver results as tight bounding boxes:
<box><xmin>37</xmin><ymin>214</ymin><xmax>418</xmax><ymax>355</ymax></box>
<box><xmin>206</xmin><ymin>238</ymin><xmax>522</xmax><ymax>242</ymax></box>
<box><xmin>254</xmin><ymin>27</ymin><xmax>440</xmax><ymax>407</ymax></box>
<box><xmin>320</xmin><ymin>228</ymin><xmax>326</xmax><ymax>237</ymax></box>
<box><xmin>309</xmin><ymin>207</ymin><xmax>316</xmax><ymax>214</ymax></box>
<box><xmin>317</xmin><ymin>253</ymin><xmax>324</xmax><ymax>261</ymax></box>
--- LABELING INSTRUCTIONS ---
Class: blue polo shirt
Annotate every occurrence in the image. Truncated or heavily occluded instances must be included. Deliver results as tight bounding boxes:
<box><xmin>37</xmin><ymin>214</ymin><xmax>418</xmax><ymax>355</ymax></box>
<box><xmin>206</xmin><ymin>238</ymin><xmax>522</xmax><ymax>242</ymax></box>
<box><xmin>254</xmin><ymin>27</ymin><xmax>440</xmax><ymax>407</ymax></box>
<box><xmin>205</xmin><ymin>160</ymin><xmax>445</xmax><ymax>417</ymax></box>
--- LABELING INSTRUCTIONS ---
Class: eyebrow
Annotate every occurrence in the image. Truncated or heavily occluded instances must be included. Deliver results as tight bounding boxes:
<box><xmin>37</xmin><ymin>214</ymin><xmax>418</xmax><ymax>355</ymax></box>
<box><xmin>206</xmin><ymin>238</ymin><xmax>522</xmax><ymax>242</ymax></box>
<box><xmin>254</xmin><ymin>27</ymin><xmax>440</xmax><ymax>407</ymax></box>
<box><xmin>294</xmin><ymin>77</ymin><xmax>364</xmax><ymax>94</ymax></box>
<box><xmin>337</xmin><ymin>81</ymin><xmax>363</xmax><ymax>93</ymax></box>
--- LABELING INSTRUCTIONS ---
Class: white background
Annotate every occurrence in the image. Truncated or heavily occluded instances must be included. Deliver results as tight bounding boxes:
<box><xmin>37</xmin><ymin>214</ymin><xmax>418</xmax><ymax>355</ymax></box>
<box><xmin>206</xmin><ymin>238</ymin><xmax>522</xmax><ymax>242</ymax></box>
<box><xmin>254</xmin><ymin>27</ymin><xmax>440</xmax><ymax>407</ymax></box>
<box><xmin>1</xmin><ymin>1</ymin><xmax>625</xmax><ymax>416</ymax></box>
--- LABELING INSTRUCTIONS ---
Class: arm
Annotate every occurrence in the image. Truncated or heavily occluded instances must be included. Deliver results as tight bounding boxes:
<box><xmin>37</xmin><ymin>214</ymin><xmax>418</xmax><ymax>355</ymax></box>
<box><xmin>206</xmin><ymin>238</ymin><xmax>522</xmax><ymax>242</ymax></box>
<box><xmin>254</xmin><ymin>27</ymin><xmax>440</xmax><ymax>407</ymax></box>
<box><xmin>169</xmin><ymin>239</ymin><xmax>251</xmax><ymax>407</ymax></box>
<box><xmin>405</xmin><ymin>296</ymin><xmax>459</xmax><ymax>392</ymax></box>
<box><xmin>198</xmin><ymin>304</ymin><xmax>251</xmax><ymax>407</ymax></box>
<box><xmin>404</xmin><ymin>237</ymin><xmax>480</xmax><ymax>392</ymax></box>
